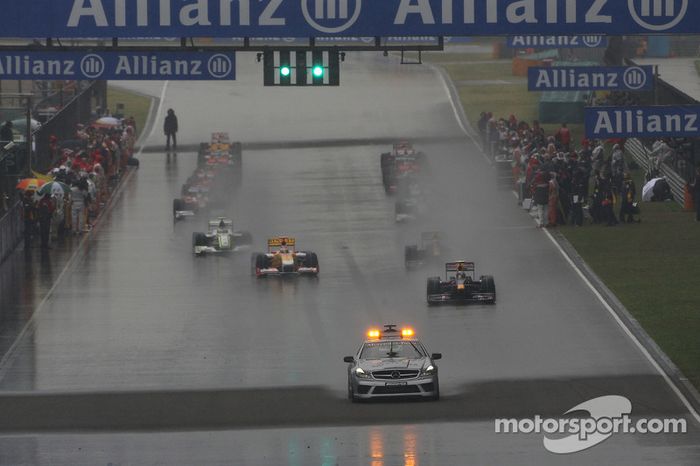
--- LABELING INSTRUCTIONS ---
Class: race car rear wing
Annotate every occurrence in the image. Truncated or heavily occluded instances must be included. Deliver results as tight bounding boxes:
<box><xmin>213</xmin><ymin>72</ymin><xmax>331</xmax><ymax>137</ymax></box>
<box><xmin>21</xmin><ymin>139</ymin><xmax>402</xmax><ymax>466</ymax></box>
<box><xmin>446</xmin><ymin>261</ymin><xmax>475</xmax><ymax>273</ymax></box>
<box><xmin>268</xmin><ymin>236</ymin><xmax>296</xmax><ymax>252</ymax></box>
<box><xmin>211</xmin><ymin>132</ymin><xmax>230</xmax><ymax>144</ymax></box>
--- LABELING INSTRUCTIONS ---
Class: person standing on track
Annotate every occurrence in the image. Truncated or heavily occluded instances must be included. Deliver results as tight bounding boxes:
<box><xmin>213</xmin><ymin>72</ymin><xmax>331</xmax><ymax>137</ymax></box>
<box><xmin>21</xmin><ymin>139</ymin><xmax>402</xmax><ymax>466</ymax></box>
<box><xmin>164</xmin><ymin>108</ymin><xmax>179</xmax><ymax>151</ymax></box>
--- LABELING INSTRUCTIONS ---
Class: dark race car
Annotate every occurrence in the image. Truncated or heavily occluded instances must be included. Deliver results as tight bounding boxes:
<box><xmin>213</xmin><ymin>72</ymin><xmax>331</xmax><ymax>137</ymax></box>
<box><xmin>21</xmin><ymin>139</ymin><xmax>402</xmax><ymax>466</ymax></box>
<box><xmin>427</xmin><ymin>261</ymin><xmax>496</xmax><ymax>305</ymax></box>
<box><xmin>405</xmin><ymin>232</ymin><xmax>448</xmax><ymax>269</ymax></box>
<box><xmin>381</xmin><ymin>142</ymin><xmax>426</xmax><ymax>194</ymax></box>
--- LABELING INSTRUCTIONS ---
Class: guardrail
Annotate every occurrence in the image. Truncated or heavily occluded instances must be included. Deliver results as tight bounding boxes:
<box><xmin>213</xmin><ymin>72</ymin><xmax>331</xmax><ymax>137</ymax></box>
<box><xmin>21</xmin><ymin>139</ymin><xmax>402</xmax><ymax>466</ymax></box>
<box><xmin>0</xmin><ymin>201</ymin><xmax>22</xmax><ymax>264</ymax></box>
<box><xmin>626</xmin><ymin>138</ymin><xmax>686</xmax><ymax>205</ymax></box>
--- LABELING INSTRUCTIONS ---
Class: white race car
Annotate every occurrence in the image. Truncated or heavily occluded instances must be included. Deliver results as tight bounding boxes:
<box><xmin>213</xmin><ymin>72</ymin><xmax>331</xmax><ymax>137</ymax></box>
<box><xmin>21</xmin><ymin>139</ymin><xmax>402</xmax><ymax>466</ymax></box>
<box><xmin>192</xmin><ymin>217</ymin><xmax>252</xmax><ymax>255</ymax></box>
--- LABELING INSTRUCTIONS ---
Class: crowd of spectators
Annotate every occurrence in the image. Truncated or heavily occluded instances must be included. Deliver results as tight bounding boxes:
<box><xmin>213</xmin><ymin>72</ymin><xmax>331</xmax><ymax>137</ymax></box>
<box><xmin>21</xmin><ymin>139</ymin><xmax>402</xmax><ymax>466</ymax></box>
<box><xmin>478</xmin><ymin>112</ymin><xmax>640</xmax><ymax>228</ymax></box>
<box><xmin>18</xmin><ymin>117</ymin><xmax>137</xmax><ymax>250</ymax></box>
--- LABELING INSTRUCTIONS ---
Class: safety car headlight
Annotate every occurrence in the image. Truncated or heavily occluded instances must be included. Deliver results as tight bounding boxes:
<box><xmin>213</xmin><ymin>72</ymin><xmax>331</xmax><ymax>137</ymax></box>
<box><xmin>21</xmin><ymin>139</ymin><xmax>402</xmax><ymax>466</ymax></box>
<box><xmin>355</xmin><ymin>367</ymin><xmax>370</xmax><ymax>379</ymax></box>
<box><xmin>421</xmin><ymin>365</ymin><xmax>436</xmax><ymax>376</ymax></box>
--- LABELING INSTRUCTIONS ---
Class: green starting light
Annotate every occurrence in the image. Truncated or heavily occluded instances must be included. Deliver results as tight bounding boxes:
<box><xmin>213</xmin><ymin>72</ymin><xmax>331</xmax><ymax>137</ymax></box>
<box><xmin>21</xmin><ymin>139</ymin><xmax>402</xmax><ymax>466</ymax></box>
<box><xmin>280</xmin><ymin>66</ymin><xmax>291</xmax><ymax>77</ymax></box>
<box><xmin>312</xmin><ymin>65</ymin><xmax>324</xmax><ymax>78</ymax></box>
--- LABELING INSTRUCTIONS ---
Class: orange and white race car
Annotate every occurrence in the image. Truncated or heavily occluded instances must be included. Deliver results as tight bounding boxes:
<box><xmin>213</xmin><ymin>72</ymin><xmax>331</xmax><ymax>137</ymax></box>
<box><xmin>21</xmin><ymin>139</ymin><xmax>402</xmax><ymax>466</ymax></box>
<box><xmin>251</xmin><ymin>237</ymin><xmax>319</xmax><ymax>277</ymax></box>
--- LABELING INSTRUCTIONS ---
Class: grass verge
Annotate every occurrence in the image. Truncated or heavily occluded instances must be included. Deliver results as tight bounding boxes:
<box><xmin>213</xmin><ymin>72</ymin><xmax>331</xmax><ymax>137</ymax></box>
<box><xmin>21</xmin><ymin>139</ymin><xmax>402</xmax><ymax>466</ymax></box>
<box><xmin>434</xmin><ymin>46</ymin><xmax>700</xmax><ymax>390</ymax></box>
<box><xmin>106</xmin><ymin>86</ymin><xmax>153</xmax><ymax>139</ymax></box>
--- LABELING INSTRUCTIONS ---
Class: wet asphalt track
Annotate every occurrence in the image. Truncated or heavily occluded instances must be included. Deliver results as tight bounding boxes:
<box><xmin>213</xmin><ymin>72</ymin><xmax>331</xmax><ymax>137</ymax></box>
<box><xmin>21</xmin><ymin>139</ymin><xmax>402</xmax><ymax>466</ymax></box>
<box><xmin>0</xmin><ymin>53</ymin><xmax>698</xmax><ymax>464</ymax></box>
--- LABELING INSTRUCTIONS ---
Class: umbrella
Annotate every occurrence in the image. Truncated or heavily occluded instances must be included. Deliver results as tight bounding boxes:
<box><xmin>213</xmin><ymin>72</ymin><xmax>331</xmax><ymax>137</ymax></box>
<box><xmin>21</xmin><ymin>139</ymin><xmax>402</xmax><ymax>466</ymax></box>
<box><xmin>37</xmin><ymin>181</ymin><xmax>70</xmax><ymax>197</ymax></box>
<box><xmin>10</xmin><ymin>118</ymin><xmax>42</xmax><ymax>132</ymax></box>
<box><xmin>92</xmin><ymin>117</ymin><xmax>122</xmax><ymax>129</ymax></box>
<box><xmin>642</xmin><ymin>177</ymin><xmax>671</xmax><ymax>202</ymax></box>
<box><xmin>15</xmin><ymin>178</ymin><xmax>46</xmax><ymax>191</ymax></box>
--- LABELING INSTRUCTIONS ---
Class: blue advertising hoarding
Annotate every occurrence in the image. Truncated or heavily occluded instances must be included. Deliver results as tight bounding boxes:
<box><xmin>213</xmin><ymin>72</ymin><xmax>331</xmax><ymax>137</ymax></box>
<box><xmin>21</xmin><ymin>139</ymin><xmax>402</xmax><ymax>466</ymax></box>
<box><xmin>585</xmin><ymin>106</ymin><xmax>700</xmax><ymax>139</ymax></box>
<box><xmin>507</xmin><ymin>35</ymin><xmax>608</xmax><ymax>49</ymax></box>
<box><xmin>0</xmin><ymin>1</ymin><xmax>698</xmax><ymax>38</ymax></box>
<box><xmin>529</xmin><ymin>66</ymin><xmax>654</xmax><ymax>92</ymax></box>
<box><xmin>0</xmin><ymin>51</ymin><xmax>235</xmax><ymax>80</ymax></box>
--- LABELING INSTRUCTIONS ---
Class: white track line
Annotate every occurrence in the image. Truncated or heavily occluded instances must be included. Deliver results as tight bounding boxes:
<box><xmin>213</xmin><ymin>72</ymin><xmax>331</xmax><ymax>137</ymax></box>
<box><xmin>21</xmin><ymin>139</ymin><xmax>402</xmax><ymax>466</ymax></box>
<box><xmin>436</xmin><ymin>65</ymin><xmax>700</xmax><ymax>425</ymax></box>
<box><xmin>0</xmin><ymin>81</ymin><xmax>169</xmax><ymax>381</ymax></box>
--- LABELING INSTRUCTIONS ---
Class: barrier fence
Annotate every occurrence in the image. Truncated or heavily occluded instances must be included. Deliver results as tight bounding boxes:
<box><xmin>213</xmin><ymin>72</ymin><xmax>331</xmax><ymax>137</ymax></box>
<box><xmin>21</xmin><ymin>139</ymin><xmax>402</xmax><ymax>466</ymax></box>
<box><xmin>0</xmin><ymin>201</ymin><xmax>22</xmax><ymax>264</ymax></box>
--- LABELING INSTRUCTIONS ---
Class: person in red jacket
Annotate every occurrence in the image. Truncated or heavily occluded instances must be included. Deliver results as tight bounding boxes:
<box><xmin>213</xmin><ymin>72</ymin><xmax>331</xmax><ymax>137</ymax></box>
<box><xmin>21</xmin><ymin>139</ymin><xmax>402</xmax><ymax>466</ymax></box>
<box><xmin>555</xmin><ymin>123</ymin><xmax>571</xmax><ymax>152</ymax></box>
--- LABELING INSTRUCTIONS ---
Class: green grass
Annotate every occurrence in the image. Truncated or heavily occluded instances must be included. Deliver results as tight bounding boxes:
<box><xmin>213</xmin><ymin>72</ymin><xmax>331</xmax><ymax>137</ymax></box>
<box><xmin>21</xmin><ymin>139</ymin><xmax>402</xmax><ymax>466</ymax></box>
<box><xmin>440</xmin><ymin>47</ymin><xmax>700</xmax><ymax>390</ymax></box>
<box><xmin>106</xmin><ymin>86</ymin><xmax>153</xmax><ymax>139</ymax></box>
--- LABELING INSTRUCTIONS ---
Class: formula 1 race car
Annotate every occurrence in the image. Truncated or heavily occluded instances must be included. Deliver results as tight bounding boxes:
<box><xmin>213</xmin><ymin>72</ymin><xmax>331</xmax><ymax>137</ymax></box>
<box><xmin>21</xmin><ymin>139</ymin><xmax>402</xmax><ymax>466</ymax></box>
<box><xmin>343</xmin><ymin>324</ymin><xmax>441</xmax><ymax>402</ymax></box>
<box><xmin>427</xmin><ymin>261</ymin><xmax>496</xmax><ymax>305</ymax></box>
<box><xmin>380</xmin><ymin>142</ymin><xmax>426</xmax><ymax>194</ymax></box>
<box><xmin>198</xmin><ymin>134</ymin><xmax>242</xmax><ymax>185</ymax></box>
<box><xmin>192</xmin><ymin>217</ymin><xmax>252</xmax><ymax>255</ymax></box>
<box><xmin>251</xmin><ymin>236</ymin><xmax>319</xmax><ymax>277</ymax></box>
<box><xmin>173</xmin><ymin>189</ymin><xmax>209</xmax><ymax>220</ymax></box>
<box><xmin>405</xmin><ymin>232</ymin><xmax>448</xmax><ymax>269</ymax></box>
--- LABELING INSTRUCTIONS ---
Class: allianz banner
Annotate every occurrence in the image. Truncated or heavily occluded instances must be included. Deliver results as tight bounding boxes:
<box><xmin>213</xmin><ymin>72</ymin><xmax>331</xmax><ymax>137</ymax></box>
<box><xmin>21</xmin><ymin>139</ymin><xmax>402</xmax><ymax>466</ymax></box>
<box><xmin>585</xmin><ymin>106</ymin><xmax>700</xmax><ymax>139</ymax></box>
<box><xmin>1</xmin><ymin>1</ymin><xmax>700</xmax><ymax>38</ymax></box>
<box><xmin>507</xmin><ymin>35</ymin><xmax>608</xmax><ymax>48</ymax></box>
<box><xmin>529</xmin><ymin>66</ymin><xmax>654</xmax><ymax>92</ymax></box>
<box><xmin>0</xmin><ymin>51</ymin><xmax>236</xmax><ymax>80</ymax></box>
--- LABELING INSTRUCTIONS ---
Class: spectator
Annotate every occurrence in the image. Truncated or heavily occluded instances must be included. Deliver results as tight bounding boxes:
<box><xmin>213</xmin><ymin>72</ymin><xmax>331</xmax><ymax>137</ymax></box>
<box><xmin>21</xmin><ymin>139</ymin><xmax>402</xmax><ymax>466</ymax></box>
<box><xmin>532</xmin><ymin>171</ymin><xmax>549</xmax><ymax>228</ymax></box>
<box><xmin>555</xmin><ymin>123</ymin><xmax>571</xmax><ymax>152</ymax></box>
<box><xmin>164</xmin><ymin>108</ymin><xmax>179</xmax><ymax>151</ymax></box>
<box><xmin>570</xmin><ymin>167</ymin><xmax>587</xmax><ymax>226</ymax></box>
<box><xmin>21</xmin><ymin>190</ymin><xmax>36</xmax><ymax>248</ymax></box>
<box><xmin>0</xmin><ymin>121</ymin><xmax>14</xmax><ymax>142</ymax></box>
<box><xmin>619</xmin><ymin>173</ymin><xmax>638</xmax><ymax>223</ymax></box>
<box><xmin>37</xmin><ymin>193</ymin><xmax>56</xmax><ymax>249</ymax></box>
<box><xmin>547</xmin><ymin>172</ymin><xmax>560</xmax><ymax>227</ymax></box>
<box><xmin>70</xmin><ymin>179</ymin><xmax>88</xmax><ymax>234</ymax></box>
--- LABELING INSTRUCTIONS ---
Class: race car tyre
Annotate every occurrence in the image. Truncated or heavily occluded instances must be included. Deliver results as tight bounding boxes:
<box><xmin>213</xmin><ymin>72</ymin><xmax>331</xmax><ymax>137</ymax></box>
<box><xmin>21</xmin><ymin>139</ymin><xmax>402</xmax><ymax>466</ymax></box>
<box><xmin>173</xmin><ymin>198</ymin><xmax>183</xmax><ymax>217</ymax></box>
<box><xmin>427</xmin><ymin>277</ymin><xmax>441</xmax><ymax>305</ymax></box>
<box><xmin>480</xmin><ymin>275</ymin><xmax>496</xmax><ymax>303</ymax></box>
<box><xmin>192</xmin><ymin>232</ymin><xmax>207</xmax><ymax>247</ymax></box>
<box><xmin>252</xmin><ymin>253</ymin><xmax>268</xmax><ymax>276</ymax></box>
<box><xmin>127</xmin><ymin>157</ymin><xmax>140</xmax><ymax>167</ymax></box>
<box><xmin>405</xmin><ymin>245</ymin><xmax>418</xmax><ymax>268</ymax></box>
<box><xmin>304</xmin><ymin>252</ymin><xmax>320</xmax><ymax>274</ymax></box>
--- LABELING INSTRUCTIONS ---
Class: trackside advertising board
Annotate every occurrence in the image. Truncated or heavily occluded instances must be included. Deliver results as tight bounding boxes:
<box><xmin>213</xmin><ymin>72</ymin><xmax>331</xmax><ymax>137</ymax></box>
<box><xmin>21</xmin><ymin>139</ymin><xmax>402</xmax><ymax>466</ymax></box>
<box><xmin>507</xmin><ymin>35</ymin><xmax>607</xmax><ymax>48</ymax></box>
<box><xmin>0</xmin><ymin>1</ymin><xmax>699</xmax><ymax>38</ymax></box>
<box><xmin>0</xmin><ymin>51</ymin><xmax>236</xmax><ymax>80</ymax></box>
<box><xmin>528</xmin><ymin>66</ymin><xmax>654</xmax><ymax>92</ymax></box>
<box><xmin>585</xmin><ymin>106</ymin><xmax>700</xmax><ymax>139</ymax></box>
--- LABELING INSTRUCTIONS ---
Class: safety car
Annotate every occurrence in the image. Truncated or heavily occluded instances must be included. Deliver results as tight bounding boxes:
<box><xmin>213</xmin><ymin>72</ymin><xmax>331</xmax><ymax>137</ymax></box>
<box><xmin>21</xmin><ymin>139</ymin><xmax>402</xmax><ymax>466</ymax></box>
<box><xmin>427</xmin><ymin>261</ymin><xmax>496</xmax><ymax>305</ymax></box>
<box><xmin>343</xmin><ymin>325</ymin><xmax>441</xmax><ymax>402</ymax></box>
<box><xmin>251</xmin><ymin>236</ymin><xmax>319</xmax><ymax>277</ymax></box>
<box><xmin>192</xmin><ymin>217</ymin><xmax>252</xmax><ymax>255</ymax></box>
